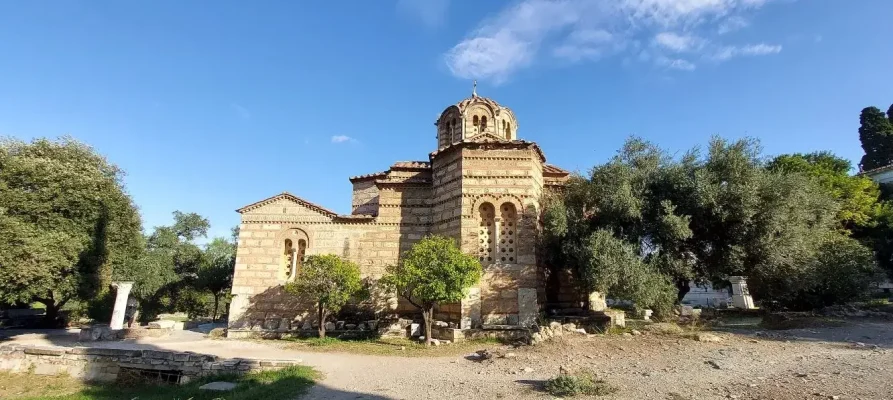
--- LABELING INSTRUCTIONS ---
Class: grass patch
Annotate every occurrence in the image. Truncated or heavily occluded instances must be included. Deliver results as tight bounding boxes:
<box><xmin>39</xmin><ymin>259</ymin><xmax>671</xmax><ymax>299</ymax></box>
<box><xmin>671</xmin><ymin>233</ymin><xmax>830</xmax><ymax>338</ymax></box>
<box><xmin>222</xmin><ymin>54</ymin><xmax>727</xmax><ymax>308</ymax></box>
<box><xmin>278</xmin><ymin>336</ymin><xmax>503</xmax><ymax>357</ymax></box>
<box><xmin>545</xmin><ymin>371</ymin><xmax>618</xmax><ymax>397</ymax></box>
<box><xmin>0</xmin><ymin>372</ymin><xmax>86</xmax><ymax>399</ymax></box>
<box><xmin>1</xmin><ymin>366</ymin><xmax>318</xmax><ymax>400</ymax></box>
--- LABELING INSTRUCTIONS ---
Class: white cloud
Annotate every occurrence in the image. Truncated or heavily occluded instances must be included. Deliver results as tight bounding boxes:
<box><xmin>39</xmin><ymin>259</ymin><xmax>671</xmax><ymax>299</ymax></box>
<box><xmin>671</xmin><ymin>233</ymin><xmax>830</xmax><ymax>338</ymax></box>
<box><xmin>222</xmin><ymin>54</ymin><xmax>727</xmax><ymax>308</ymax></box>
<box><xmin>718</xmin><ymin>16</ymin><xmax>749</xmax><ymax>34</ymax></box>
<box><xmin>653</xmin><ymin>32</ymin><xmax>705</xmax><ymax>52</ymax></box>
<box><xmin>444</xmin><ymin>0</ymin><xmax>784</xmax><ymax>81</ymax></box>
<box><xmin>331</xmin><ymin>135</ymin><xmax>357</xmax><ymax>144</ymax></box>
<box><xmin>657</xmin><ymin>56</ymin><xmax>697</xmax><ymax>70</ymax></box>
<box><xmin>709</xmin><ymin>43</ymin><xmax>781</xmax><ymax>61</ymax></box>
<box><xmin>396</xmin><ymin>0</ymin><xmax>450</xmax><ymax>28</ymax></box>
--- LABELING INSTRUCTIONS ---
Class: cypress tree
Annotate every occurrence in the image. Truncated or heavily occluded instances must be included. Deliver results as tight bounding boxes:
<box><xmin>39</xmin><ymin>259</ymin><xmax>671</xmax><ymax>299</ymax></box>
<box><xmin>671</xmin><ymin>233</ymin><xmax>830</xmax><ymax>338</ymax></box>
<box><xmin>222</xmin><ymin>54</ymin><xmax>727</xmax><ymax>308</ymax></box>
<box><xmin>859</xmin><ymin>106</ymin><xmax>893</xmax><ymax>171</ymax></box>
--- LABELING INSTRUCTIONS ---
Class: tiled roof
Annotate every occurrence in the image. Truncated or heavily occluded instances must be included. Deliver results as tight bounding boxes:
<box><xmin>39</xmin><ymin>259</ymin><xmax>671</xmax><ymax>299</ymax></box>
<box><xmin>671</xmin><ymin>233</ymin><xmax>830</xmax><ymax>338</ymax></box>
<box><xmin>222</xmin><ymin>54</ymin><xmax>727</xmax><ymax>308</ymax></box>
<box><xmin>391</xmin><ymin>161</ymin><xmax>431</xmax><ymax>169</ymax></box>
<box><xmin>863</xmin><ymin>164</ymin><xmax>893</xmax><ymax>176</ymax></box>
<box><xmin>429</xmin><ymin>138</ymin><xmax>546</xmax><ymax>163</ymax></box>
<box><xmin>236</xmin><ymin>192</ymin><xmax>339</xmax><ymax>217</ymax></box>
<box><xmin>237</xmin><ymin>192</ymin><xmax>376</xmax><ymax>221</ymax></box>
<box><xmin>348</xmin><ymin>171</ymin><xmax>388</xmax><ymax>182</ymax></box>
<box><xmin>456</xmin><ymin>95</ymin><xmax>503</xmax><ymax>112</ymax></box>
<box><xmin>543</xmin><ymin>164</ymin><xmax>570</xmax><ymax>175</ymax></box>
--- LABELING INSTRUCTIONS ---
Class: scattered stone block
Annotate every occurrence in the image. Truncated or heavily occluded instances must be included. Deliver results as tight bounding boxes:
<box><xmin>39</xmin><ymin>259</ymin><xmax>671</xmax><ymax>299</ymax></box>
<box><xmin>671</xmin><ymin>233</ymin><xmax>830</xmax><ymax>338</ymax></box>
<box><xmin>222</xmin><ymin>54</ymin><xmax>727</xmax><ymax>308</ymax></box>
<box><xmin>695</xmin><ymin>333</ymin><xmax>722</xmax><ymax>343</ymax></box>
<box><xmin>148</xmin><ymin>320</ymin><xmax>176</xmax><ymax>329</ymax></box>
<box><xmin>409</xmin><ymin>323</ymin><xmax>421</xmax><ymax>337</ymax></box>
<box><xmin>199</xmin><ymin>381</ymin><xmax>238</xmax><ymax>391</ymax></box>
<box><xmin>324</xmin><ymin>322</ymin><xmax>336</xmax><ymax>331</ymax></box>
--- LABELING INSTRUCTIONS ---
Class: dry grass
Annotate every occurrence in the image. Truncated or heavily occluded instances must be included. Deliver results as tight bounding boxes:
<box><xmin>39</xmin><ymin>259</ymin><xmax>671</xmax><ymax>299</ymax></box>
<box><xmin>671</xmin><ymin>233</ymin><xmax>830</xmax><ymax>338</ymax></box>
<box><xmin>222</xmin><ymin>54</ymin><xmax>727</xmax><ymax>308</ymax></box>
<box><xmin>276</xmin><ymin>336</ymin><xmax>504</xmax><ymax>357</ymax></box>
<box><xmin>0</xmin><ymin>372</ymin><xmax>87</xmax><ymax>399</ymax></box>
<box><xmin>0</xmin><ymin>366</ymin><xmax>318</xmax><ymax>400</ymax></box>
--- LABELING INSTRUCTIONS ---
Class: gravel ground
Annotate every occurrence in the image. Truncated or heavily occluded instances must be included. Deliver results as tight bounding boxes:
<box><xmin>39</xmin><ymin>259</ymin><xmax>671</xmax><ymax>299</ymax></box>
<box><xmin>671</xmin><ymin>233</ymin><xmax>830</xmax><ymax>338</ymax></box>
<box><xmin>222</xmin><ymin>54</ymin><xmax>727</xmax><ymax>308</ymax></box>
<box><xmin>3</xmin><ymin>320</ymin><xmax>892</xmax><ymax>399</ymax></box>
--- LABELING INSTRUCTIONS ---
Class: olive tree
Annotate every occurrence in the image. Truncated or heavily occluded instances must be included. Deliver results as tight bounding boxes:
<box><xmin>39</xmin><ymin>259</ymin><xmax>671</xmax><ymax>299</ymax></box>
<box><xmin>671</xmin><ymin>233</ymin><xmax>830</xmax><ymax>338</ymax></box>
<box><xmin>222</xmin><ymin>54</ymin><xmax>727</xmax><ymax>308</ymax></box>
<box><xmin>284</xmin><ymin>254</ymin><xmax>362</xmax><ymax>338</ymax></box>
<box><xmin>0</xmin><ymin>137</ymin><xmax>143</xmax><ymax>326</ymax></box>
<box><xmin>382</xmin><ymin>236</ymin><xmax>482</xmax><ymax>346</ymax></box>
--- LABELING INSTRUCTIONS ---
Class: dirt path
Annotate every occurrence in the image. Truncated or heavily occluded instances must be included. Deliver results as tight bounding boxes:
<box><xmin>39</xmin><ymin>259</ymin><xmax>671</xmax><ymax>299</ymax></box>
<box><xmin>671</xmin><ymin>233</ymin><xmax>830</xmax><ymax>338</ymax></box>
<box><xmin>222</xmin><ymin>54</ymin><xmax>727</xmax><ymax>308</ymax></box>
<box><xmin>3</xmin><ymin>321</ymin><xmax>892</xmax><ymax>399</ymax></box>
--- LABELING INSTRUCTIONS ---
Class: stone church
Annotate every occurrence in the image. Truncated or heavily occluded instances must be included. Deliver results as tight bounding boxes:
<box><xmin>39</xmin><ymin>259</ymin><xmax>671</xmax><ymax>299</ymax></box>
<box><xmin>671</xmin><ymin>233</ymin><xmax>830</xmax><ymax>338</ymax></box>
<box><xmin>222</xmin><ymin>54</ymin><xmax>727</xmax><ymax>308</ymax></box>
<box><xmin>227</xmin><ymin>88</ymin><xmax>570</xmax><ymax>335</ymax></box>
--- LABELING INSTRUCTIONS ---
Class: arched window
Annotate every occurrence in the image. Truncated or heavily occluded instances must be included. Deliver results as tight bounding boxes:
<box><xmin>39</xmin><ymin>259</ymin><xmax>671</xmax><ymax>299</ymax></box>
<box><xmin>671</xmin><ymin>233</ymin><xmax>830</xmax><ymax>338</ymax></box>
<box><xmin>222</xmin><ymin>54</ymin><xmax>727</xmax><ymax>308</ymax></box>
<box><xmin>498</xmin><ymin>203</ymin><xmax>517</xmax><ymax>263</ymax></box>
<box><xmin>473</xmin><ymin>115</ymin><xmax>479</xmax><ymax>126</ymax></box>
<box><xmin>480</xmin><ymin>116</ymin><xmax>488</xmax><ymax>132</ymax></box>
<box><xmin>478</xmin><ymin>203</ymin><xmax>495</xmax><ymax>265</ymax></box>
<box><xmin>505</xmin><ymin>122</ymin><xmax>512</xmax><ymax>139</ymax></box>
<box><xmin>296</xmin><ymin>239</ymin><xmax>307</xmax><ymax>273</ymax></box>
<box><xmin>283</xmin><ymin>239</ymin><xmax>294</xmax><ymax>279</ymax></box>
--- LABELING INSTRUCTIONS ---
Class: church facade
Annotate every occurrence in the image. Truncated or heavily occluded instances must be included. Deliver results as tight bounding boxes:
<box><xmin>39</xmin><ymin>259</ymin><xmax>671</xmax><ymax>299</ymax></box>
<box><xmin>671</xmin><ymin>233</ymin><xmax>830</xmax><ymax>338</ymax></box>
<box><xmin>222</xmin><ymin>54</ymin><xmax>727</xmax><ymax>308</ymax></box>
<box><xmin>227</xmin><ymin>90</ymin><xmax>569</xmax><ymax>335</ymax></box>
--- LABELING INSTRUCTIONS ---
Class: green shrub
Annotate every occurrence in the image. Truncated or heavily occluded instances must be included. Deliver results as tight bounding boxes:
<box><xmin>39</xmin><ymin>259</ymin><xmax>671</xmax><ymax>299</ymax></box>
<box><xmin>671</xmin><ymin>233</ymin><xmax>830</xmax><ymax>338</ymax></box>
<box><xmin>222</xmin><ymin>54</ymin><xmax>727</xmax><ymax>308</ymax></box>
<box><xmin>753</xmin><ymin>234</ymin><xmax>883</xmax><ymax>310</ymax></box>
<box><xmin>545</xmin><ymin>372</ymin><xmax>618</xmax><ymax>397</ymax></box>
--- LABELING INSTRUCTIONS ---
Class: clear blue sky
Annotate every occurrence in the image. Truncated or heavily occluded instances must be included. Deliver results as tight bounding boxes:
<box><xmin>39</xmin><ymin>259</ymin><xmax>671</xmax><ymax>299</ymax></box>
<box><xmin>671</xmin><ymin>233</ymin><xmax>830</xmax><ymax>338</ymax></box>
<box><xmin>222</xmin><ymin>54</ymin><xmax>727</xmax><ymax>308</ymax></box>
<box><xmin>2</xmin><ymin>0</ymin><xmax>892</xmax><ymax>240</ymax></box>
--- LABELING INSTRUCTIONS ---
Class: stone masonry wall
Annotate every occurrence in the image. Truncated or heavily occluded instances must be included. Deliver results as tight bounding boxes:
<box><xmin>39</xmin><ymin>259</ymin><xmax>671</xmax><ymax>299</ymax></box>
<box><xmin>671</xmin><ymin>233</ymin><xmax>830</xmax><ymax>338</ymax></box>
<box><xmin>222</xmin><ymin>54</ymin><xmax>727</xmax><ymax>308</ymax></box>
<box><xmin>351</xmin><ymin>180</ymin><xmax>379</xmax><ymax>216</ymax></box>
<box><xmin>0</xmin><ymin>344</ymin><xmax>299</xmax><ymax>383</ymax></box>
<box><xmin>456</xmin><ymin>145</ymin><xmax>544</xmax><ymax>328</ymax></box>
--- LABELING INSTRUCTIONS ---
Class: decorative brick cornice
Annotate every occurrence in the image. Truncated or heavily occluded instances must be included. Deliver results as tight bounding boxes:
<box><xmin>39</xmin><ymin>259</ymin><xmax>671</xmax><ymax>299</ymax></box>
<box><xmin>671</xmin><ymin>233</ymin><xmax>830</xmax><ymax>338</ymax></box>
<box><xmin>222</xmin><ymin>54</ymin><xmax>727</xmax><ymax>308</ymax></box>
<box><xmin>236</xmin><ymin>192</ymin><xmax>339</xmax><ymax>217</ymax></box>
<box><xmin>429</xmin><ymin>140</ymin><xmax>547</xmax><ymax>163</ymax></box>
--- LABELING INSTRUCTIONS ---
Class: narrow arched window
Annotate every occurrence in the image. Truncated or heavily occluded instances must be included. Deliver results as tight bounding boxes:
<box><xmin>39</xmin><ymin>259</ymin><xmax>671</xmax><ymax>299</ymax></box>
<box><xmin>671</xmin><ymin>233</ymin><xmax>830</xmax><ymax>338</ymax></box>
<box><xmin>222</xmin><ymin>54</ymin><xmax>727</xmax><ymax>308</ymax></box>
<box><xmin>283</xmin><ymin>239</ymin><xmax>294</xmax><ymax>279</ymax></box>
<box><xmin>478</xmin><ymin>203</ymin><xmax>495</xmax><ymax>265</ymax></box>
<box><xmin>498</xmin><ymin>203</ymin><xmax>517</xmax><ymax>263</ymax></box>
<box><xmin>297</xmin><ymin>239</ymin><xmax>307</xmax><ymax>273</ymax></box>
<box><xmin>473</xmin><ymin>115</ymin><xmax>479</xmax><ymax>126</ymax></box>
<box><xmin>480</xmin><ymin>116</ymin><xmax>488</xmax><ymax>133</ymax></box>
<box><xmin>506</xmin><ymin>122</ymin><xmax>512</xmax><ymax>139</ymax></box>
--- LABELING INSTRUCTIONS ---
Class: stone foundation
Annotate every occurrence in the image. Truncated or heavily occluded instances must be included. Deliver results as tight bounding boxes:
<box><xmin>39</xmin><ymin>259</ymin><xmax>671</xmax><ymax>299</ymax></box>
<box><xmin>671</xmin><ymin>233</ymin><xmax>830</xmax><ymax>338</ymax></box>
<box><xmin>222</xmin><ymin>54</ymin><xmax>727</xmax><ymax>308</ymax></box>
<box><xmin>0</xmin><ymin>344</ymin><xmax>301</xmax><ymax>383</ymax></box>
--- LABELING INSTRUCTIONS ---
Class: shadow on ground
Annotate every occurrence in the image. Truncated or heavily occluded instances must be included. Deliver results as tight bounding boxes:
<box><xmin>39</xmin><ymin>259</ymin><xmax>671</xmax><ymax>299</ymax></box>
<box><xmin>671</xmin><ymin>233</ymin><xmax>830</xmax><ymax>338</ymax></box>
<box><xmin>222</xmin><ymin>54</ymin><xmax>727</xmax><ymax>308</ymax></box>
<box><xmin>0</xmin><ymin>328</ymin><xmax>394</xmax><ymax>400</ymax></box>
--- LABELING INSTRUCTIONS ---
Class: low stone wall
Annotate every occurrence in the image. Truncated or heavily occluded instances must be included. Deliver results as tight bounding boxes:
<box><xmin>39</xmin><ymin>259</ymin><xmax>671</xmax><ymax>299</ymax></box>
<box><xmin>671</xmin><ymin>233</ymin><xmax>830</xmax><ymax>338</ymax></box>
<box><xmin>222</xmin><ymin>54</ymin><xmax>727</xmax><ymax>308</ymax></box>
<box><xmin>0</xmin><ymin>344</ymin><xmax>300</xmax><ymax>383</ymax></box>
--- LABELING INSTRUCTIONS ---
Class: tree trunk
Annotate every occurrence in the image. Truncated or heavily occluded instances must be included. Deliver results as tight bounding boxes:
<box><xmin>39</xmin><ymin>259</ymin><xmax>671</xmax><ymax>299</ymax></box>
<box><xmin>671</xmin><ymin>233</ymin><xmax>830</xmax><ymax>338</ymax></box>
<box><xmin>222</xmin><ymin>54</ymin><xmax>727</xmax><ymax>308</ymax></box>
<box><xmin>317</xmin><ymin>304</ymin><xmax>326</xmax><ymax>339</ymax></box>
<box><xmin>422</xmin><ymin>307</ymin><xmax>433</xmax><ymax>346</ymax></box>
<box><xmin>212</xmin><ymin>294</ymin><xmax>220</xmax><ymax>322</ymax></box>
<box><xmin>676</xmin><ymin>278</ymin><xmax>691</xmax><ymax>303</ymax></box>
<box><xmin>42</xmin><ymin>302</ymin><xmax>62</xmax><ymax>328</ymax></box>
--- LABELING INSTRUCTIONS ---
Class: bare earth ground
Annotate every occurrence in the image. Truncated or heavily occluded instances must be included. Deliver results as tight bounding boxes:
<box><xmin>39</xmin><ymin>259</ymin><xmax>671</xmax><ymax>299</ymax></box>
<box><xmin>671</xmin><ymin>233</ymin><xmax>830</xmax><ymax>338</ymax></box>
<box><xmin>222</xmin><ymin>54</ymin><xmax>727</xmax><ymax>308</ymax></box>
<box><xmin>2</xmin><ymin>320</ymin><xmax>892</xmax><ymax>400</ymax></box>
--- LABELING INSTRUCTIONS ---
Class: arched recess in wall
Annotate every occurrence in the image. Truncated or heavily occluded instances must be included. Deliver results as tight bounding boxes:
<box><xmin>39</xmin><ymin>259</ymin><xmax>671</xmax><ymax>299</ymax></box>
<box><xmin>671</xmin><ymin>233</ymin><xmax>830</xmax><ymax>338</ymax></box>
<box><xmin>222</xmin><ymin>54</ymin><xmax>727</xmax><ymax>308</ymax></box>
<box><xmin>478</xmin><ymin>202</ymin><xmax>495</xmax><ymax>265</ymax></box>
<box><xmin>498</xmin><ymin>203</ymin><xmax>517</xmax><ymax>263</ymax></box>
<box><xmin>278</xmin><ymin>228</ymin><xmax>310</xmax><ymax>281</ymax></box>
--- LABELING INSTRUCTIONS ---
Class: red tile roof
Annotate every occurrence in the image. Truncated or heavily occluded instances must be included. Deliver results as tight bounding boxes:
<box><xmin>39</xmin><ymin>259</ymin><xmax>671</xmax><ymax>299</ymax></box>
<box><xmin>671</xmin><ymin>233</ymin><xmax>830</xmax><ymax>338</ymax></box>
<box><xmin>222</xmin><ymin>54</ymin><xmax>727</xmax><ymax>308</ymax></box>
<box><xmin>543</xmin><ymin>164</ymin><xmax>570</xmax><ymax>175</ymax></box>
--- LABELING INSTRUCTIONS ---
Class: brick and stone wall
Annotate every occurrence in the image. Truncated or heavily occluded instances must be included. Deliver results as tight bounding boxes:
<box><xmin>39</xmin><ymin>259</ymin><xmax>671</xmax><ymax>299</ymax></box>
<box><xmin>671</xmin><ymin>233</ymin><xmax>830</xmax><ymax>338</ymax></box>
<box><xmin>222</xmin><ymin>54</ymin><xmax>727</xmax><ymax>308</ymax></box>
<box><xmin>0</xmin><ymin>344</ymin><xmax>300</xmax><ymax>383</ymax></box>
<box><xmin>350</xmin><ymin>179</ymin><xmax>380</xmax><ymax>216</ymax></box>
<box><xmin>228</xmin><ymin>94</ymin><xmax>571</xmax><ymax>336</ymax></box>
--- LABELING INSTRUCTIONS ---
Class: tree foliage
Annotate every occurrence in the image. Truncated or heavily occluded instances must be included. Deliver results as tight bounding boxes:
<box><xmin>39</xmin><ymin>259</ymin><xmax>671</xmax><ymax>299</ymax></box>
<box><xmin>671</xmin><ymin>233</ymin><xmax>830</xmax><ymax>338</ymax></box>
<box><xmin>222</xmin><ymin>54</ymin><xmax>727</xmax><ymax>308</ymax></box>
<box><xmin>382</xmin><ymin>236</ymin><xmax>482</xmax><ymax>345</ymax></box>
<box><xmin>751</xmin><ymin>234</ymin><xmax>883</xmax><ymax>310</ymax></box>
<box><xmin>544</xmin><ymin>136</ymin><xmax>877</xmax><ymax>312</ymax></box>
<box><xmin>284</xmin><ymin>254</ymin><xmax>363</xmax><ymax>338</ymax></box>
<box><xmin>768</xmin><ymin>152</ymin><xmax>882</xmax><ymax>230</ymax></box>
<box><xmin>0</xmin><ymin>137</ymin><xmax>143</xmax><ymax>325</ymax></box>
<box><xmin>197</xmin><ymin>237</ymin><xmax>236</xmax><ymax>321</ymax></box>
<box><xmin>858</xmin><ymin>105</ymin><xmax>893</xmax><ymax>171</ymax></box>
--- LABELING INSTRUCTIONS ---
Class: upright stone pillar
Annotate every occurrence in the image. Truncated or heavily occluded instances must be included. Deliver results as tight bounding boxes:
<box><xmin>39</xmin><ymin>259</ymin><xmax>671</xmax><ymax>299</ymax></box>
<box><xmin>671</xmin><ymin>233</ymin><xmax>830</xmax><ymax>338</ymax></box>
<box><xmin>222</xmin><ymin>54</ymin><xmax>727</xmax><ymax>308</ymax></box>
<box><xmin>460</xmin><ymin>287</ymin><xmax>481</xmax><ymax>329</ymax></box>
<box><xmin>729</xmin><ymin>276</ymin><xmax>755</xmax><ymax>309</ymax></box>
<box><xmin>110</xmin><ymin>281</ymin><xmax>134</xmax><ymax>330</ymax></box>
<box><xmin>588</xmin><ymin>292</ymin><xmax>607</xmax><ymax>312</ymax></box>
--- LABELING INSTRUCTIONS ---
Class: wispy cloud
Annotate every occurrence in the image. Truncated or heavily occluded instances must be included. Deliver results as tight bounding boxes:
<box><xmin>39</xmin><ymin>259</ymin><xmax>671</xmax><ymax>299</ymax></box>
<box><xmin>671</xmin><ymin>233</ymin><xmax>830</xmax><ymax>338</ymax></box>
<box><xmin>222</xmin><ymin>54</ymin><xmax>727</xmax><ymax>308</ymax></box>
<box><xmin>396</xmin><ymin>0</ymin><xmax>450</xmax><ymax>29</ymax></box>
<box><xmin>653</xmin><ymin>32</ymin><xmax>705</xmax><ymax>53</ymax></box>
<box><xmin>230</xmin><ymin>103</ymin><xmax>251</xmax><ymax>120</ymax></box>
<box><xmin>444</xmin><ymin>0</ymin><xmax>786</xmax><ymax>83</ymax></box>
<box><xmin>331</xmin><ymin>135</ymin><xmax>358</xmax><ymax>144</ymax></box>
<box><xmin>718</xmin><ymin>16</ymin><xmax>750</xmax><ymax>34</ymax></box>
<box><xmin>709</xmin><ymin>43</ymin><xmax>782</xmax><ymax>61</ymax></box>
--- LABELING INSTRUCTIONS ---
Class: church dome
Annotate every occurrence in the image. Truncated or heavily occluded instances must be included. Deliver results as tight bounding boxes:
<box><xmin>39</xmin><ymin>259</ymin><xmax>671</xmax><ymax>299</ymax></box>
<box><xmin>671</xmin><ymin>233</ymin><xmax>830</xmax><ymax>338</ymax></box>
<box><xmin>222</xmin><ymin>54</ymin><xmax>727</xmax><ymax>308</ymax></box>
<box><xmin>435</xmin><ymin>83</ymin><xmax>518</xmax><ymax>149</ymax></box>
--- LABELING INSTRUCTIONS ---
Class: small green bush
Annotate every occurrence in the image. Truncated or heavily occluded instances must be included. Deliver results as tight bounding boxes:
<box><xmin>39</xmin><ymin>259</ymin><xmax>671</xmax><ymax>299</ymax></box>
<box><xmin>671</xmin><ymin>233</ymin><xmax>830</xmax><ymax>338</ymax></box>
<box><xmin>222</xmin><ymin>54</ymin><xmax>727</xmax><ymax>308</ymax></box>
<box><xmin>301</xmin><ymin>337</ymin><xmax>343</xmax><ymax>347</ymax></box>
<box><xmin>545</xmin><ymin>372</ymin><xmax>618</xmax><ymax>397</ymax></box>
